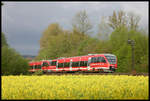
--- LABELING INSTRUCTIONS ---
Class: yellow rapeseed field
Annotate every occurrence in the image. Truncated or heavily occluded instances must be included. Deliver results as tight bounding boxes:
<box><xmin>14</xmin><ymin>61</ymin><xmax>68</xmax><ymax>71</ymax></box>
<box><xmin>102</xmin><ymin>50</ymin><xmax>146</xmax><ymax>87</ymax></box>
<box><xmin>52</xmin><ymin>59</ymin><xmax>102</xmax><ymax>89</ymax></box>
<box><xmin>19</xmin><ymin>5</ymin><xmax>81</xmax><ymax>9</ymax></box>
<box><xmin>2</xmin><ymin>75</ymin><xmax>149</xmax><ymax>100</ymax></box>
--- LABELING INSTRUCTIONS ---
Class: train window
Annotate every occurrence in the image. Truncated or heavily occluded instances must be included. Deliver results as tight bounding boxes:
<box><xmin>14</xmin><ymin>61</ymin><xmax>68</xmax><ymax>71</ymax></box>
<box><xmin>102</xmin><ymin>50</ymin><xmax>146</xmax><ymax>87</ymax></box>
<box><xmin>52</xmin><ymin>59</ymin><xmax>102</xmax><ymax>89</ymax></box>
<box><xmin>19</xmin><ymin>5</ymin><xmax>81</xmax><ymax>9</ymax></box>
<box><xmin>94</xmin><ymin>57</ymin><xmax>97</xmax><ymax>63</ymax></box>
<box><xmin>40</xmin><ymin>65</ymin><xmax>42</xmax><ymax>69</ymax></box>
<box><xmin>64</xmin><ymin>62</ymin><xmax>66</xmax><ymax>67</ymax></box>
<box><xmin>84</xmin><ymin>61</ymin><xmax>88</xmax><ymax>66</ymax></box>
<box><xmin>51</xmin><ymin>61</ymin><xmax>56</xmax><ymax>66</ymax></box>
<box><xmin>49</xmin><ymin>61</ymin><xmax>51</xmax><ymax>66</ymax></box>
<box><xmin>80</xmin><ymin>61</ymin><xmax>84</xmax><ymax>66</ymax></box>
<box><xmin>67</xmin><ymin>62</ymin><xmax>70</xmax><ymax>67</ymax></box>
<box><xmin>96</xmin><ymin>57</ymin><xmax>99</xmax><ymax>63</ymax></box>
<box><xmin>97</xmin><ymin>57</ymin><xmax>102</xmax><ymax>63</ymax></box>
<box><xmin>105</xmin><ymin>56</ymin><xmax>116</xmax><ymax>64</ymax></box>
<box><xmin>101</xmin><ymin>57</ymin><xmax>106</xmax><ymax>63</ymax></box>
<box><xmin>58</xmin><ymin>63</ymin><xmax>60</xmax><ymax>68</ymax></box>
<box><xmin>76</xmin><ymin>62</ymin><xmax>77</xmax><ymax>67</ymax></box>
<box><xmin>91</xmin><ymin>57</ymin><xmax>94</xmax><ymax>63</ymax></box>
<box><xmin>74</xmin><ymin>62</ymin><xmax>77</xmax><ymax>67</ymax></box>
<box><xmin>91</xmin><ymin>57</ymin><xmax>106</xmax><ymax>63</ymax></box>
<box><xmin>58</xmin><ymin>63</ymin><xmax>64</xmax><ymax>68</ymax></box>
<box><xmin>79</xmin><ymin>61</ymin><xmax>88</xmax><ymax>66</ymax></box>
<box><xmin>72</xmin><ymin>62</ymin><xmax>79</xmax><ymax>67</ymax></box>
<box><xmin>72</xmin><ymin>62</ymin><xmax>75</xmax><ymax>67</ymax></box>
<box><xmin>37</xmin><ymin>65</ymin><xmax>39</xmax><ymax>69</ymax></box>
<box><xmin>58</xmin><ymin>63</ymin><xmax>61</xmax><ymax>68</ymax></box>
<box><xmin>43</xmin><ymin>62</ymin><xmax>49</xmax><ymax>67</ymax></box>
<box><xmin>64</xmin><ymin>62</ymin><xmax>70</xmax><ymax>67</ymax></box>
<box><xmin>91</xmin><ymin>57</ymin><xmax>97</xmax><ymax>63</ymax></box>
<box><xmin>34</xmin><ymin>65</ymin><xmax>37</xmax><ymax>69</ymax></box>
<box><xmin>77</xmin><ymin>62</ymin><xmax>79</xmax><ymax>67</ymax></box>
<box><xmin>38</xmin><ymin>65</ymin><xmax>41</xmax><ymax>69</ymax></box>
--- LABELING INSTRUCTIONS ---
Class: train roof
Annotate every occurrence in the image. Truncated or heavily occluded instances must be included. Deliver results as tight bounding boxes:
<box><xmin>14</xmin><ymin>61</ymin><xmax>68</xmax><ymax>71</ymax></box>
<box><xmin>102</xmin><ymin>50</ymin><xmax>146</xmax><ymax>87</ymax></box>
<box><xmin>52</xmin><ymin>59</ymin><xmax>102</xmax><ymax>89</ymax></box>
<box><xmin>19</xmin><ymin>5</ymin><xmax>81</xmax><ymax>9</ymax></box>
<box><xmin>29</xmin><ymin>53</ymin><xmax>116</xmax><ymax>63</ymax></box>
<box><xmin>52</xmin><ymin>53</ymin><xmax>116</xmax><ymax>61</ymax></box>
<box><xmin>103</xmin><ymin>54</ymin><xmax>116</xmax><ymax>57</ymax></box>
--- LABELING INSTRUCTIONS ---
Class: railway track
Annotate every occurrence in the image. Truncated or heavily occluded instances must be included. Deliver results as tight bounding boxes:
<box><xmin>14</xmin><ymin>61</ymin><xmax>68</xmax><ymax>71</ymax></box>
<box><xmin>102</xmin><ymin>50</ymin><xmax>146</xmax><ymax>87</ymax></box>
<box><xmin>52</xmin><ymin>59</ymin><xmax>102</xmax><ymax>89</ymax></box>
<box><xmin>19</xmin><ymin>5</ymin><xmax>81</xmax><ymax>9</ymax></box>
<box><xmin>44</xmin><ymin>71</ymin><xmax>149</xmax><ymax>76</ymax></box>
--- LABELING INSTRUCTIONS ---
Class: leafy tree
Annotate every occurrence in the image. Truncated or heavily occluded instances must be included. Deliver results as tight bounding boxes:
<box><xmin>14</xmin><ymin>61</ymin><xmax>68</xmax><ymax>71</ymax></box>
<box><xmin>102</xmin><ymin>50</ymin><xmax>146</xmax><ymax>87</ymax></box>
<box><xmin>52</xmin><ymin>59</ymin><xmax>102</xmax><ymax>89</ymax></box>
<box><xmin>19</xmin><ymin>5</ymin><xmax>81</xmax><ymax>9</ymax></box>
<box><xmin>36</xmin><ymin>21</ymin><xmax>95</xmax><ymax>60</ymax></box>
<box><xmin>1</xmin><ymin>32</ymin><xmax>8</xmax><ymax>47</ymax></box>
<box><xmin>36</xmin><ymin>23</ymin><xmax>71</xmax><ymax>60</ymax></box>
<box><xmin>128</xmin><ymin>30</ymin><xmax>148</xmax><ymax>72</ymax></box>
<box><xmin>1</xmin><ymin>32</ymin><xmax>29</xmax><ymax>75</ymax></box>
<box><xmin>40</xmin><ymin>23</ymin><xmax>64</xmax><ymax>49</ymax></box>
<box><xmin>2</xmin><ymin>46</ymin><xmax>29</xmax><ymax>75</ymax></box>
<box><xmin>76</xmin><ymin>36</ymin><xmax>100</xmax><ymax>56</ymax></box>
<box><xmin>36</xmin><ymin>23</ymin><xmax>65</xmax><ymax>60</ymax></box>
<box><xmin>109</xmin><ymin>27</ymin><xmax>148</xmax><ymax>73</ymax></box>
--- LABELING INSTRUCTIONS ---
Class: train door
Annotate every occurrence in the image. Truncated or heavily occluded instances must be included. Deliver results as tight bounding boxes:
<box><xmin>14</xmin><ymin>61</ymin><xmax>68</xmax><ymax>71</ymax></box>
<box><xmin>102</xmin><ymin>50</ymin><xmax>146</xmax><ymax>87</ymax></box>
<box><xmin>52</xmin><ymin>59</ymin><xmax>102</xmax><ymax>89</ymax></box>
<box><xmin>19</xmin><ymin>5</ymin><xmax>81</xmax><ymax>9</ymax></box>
<box><xmin>33</xmin><ymin>64</ymin><xmax>35</xmax><ymax>70</ymax></box>
<box><xmin>29</xmin><ymin>62</ymin><xmax>34</xmax><ymax>72</ymax></box>
<box><xmin>71</xmin><ymin>57</ymin><xmax>80</xmax><ymax>71</ymax></box>
<box><xmin>70</xmin><ymin>59</ymin><xmax>72</xmax><ymax>71</ymax></box>
<box><xmin>64</xmin><ymin>58</ymin><xmax>70</xmax><ymax>71</ymax></box>
<box><xmin>80</xmin><ymin>57</ymin><xmax>88</xmax><ymax>71</ymax></box>
<box><xmin>101</xmin><ymin>56</ymin><xmax>109</xmax><ymax>69</ymax></box>
<box><xmin>87</xmin><ymin>57</ymin><xmax>91</xmax><ymax>70</ymax></box>
<box><xmin>57</xmin><ymin>59</ymin><xmax>64</xmax><ymax>72</ymax></box>
<box><xmin>47</xmin><ymin>60</ymin><xmax>52</xmax><ymax>71</ymax></box>
<box><xmin>56</xmin><ymin>60</ymin><xmax>58</xmax><ymax>71</ymax></box>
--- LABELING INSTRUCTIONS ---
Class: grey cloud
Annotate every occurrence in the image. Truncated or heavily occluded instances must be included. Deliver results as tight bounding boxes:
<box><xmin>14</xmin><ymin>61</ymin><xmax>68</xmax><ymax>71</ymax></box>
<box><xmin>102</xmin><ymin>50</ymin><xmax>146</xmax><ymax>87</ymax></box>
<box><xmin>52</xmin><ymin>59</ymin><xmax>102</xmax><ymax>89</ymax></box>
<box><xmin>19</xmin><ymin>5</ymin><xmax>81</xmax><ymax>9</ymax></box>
<box><xmin>2</xmin><ymin>2</ymin><xmax>148</xmax><ymax>56</ymax></box>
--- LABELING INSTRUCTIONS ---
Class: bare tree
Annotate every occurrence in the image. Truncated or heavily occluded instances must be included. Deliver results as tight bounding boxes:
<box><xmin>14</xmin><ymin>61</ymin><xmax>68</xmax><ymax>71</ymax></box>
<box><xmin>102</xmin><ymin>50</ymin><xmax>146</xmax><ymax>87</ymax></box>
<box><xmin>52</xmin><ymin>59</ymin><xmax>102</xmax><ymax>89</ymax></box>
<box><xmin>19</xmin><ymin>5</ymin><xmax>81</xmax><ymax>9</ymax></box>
<box><xmin>108</xmin><ymin>10</ymin><xmax>141</xmax><ymax>31</ymax></box>
<box><xmin>98</xmin><ymin>16</ymin><xmax>112</xmax><ymax>40</ymax></box>
<box><xmin>128</xmin><ymin>12</ymin><xmax>141</xmax><ymax>31</ymax></box>
<box><xmin>72</xmin><ymin>10</ymin><xmax>93</xmax><ymax>35</ymax></box>
<box><xmin>108</xmin><ymin>10</ymin><xmax>127</xmax><ymax>30</ymax></box>
<box><xmin>108</xmin><ymin>11</ymin><xmax>118</xmax><ymax>29</ymax></box>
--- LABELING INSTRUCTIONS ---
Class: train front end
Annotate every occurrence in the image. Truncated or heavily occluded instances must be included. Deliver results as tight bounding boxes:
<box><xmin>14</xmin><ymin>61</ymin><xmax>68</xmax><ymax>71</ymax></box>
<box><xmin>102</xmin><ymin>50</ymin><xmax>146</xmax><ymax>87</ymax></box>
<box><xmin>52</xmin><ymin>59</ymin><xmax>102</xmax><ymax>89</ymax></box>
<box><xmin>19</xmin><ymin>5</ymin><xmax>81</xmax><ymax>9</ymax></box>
<box><xmin>104</xmin><ymin>54</ymin><xmax>117</xmax><ymax>72</ymax></box>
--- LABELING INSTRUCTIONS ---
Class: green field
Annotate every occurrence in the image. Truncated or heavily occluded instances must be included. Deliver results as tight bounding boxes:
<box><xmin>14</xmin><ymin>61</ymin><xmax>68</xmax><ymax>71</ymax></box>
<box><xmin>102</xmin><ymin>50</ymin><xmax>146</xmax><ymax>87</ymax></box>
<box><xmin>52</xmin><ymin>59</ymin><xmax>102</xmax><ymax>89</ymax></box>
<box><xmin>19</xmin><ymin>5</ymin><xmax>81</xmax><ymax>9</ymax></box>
<box><xmin>2</xmin><ymin>75</ymin><xmax>149</xmax><ymax>100</ymax></box>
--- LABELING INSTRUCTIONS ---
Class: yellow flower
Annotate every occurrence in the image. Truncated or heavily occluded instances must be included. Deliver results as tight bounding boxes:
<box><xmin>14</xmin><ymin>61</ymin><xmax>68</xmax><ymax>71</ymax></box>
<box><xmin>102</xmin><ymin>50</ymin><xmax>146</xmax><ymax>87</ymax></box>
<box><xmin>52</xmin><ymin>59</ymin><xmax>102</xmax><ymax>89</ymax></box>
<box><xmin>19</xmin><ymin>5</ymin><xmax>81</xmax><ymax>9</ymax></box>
<box><xmin>2</xmin><ymin>75</ymin><xmax>149</xmax><ymax>100</ymax></box>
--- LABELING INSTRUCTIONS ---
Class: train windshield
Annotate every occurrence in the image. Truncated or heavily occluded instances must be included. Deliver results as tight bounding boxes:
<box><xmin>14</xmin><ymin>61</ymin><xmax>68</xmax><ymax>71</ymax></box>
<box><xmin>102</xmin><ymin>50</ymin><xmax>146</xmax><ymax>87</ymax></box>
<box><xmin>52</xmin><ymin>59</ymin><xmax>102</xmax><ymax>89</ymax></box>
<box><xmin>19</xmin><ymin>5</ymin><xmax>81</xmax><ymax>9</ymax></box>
<box><xmin>105</xmin><ymin>55</ymin><xmax>116</xmax><ymax>64</ymax></box>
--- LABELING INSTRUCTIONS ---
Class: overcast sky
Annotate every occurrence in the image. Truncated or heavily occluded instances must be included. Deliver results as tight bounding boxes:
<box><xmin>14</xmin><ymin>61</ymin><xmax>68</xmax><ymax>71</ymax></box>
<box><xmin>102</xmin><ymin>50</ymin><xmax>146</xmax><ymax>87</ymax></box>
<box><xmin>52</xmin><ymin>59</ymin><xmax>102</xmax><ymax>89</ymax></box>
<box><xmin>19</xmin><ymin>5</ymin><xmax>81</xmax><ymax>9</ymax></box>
<box><xmin>2</xmin><ymin>1</ymin><xmax>148</xmax><ymax>56</ymax></box>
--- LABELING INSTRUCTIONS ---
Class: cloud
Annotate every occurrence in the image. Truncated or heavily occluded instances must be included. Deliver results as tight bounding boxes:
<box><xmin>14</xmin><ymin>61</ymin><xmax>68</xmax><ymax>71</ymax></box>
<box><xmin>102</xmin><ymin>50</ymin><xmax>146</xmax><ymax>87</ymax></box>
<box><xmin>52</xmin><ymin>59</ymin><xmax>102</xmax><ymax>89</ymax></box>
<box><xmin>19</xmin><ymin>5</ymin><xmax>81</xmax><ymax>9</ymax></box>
<box><xmin>2</xmin><ymin>2</ymin><xmax>148</xmax><ymax>56</ymax></box>
<box><xmin>12</xmin><ymin>43</ymin><xmax>40</xmax><ymax>55</ymax></box>
<box><xmin>120</xmin><ymin>2</ymin><xmax>148</xmax><ymax>28</ymax></box>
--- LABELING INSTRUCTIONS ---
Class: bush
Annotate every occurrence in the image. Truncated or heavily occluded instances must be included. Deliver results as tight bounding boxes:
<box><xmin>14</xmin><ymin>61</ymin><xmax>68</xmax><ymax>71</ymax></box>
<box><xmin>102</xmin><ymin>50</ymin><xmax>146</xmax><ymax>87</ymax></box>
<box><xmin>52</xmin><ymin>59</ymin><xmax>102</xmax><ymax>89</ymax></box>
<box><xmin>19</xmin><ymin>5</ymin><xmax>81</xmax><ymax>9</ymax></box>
<box><xmin>2</xmin><ymin>46</ymin><xmax>29</xmax><ymax>75</ymax></box>
<box><xmin>32</xmin><ymin>70</ymin><xmax>43</xmax><ymax>75</ymax></box>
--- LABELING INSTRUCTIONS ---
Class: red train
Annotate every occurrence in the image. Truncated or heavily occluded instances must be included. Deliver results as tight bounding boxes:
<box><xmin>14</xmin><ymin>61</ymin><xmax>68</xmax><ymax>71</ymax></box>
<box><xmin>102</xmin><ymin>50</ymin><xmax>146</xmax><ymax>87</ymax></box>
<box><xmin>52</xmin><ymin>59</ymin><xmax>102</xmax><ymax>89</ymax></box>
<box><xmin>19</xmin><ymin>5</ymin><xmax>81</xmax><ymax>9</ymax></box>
<box><xmin>29</xmin><ymin>54</ymin><xmax>117</xmax><ymax>73</ymax></box>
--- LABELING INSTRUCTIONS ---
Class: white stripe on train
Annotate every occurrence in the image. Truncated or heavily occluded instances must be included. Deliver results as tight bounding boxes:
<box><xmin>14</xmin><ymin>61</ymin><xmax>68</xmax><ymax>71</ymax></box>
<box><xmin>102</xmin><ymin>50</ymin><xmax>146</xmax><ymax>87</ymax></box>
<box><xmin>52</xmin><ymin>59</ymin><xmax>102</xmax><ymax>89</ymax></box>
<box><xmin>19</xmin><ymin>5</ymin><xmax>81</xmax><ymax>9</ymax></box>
<box><xmin>46</xmin><ymin>67</ymin><xmax>110</xmax><ymax>71</ymax></box>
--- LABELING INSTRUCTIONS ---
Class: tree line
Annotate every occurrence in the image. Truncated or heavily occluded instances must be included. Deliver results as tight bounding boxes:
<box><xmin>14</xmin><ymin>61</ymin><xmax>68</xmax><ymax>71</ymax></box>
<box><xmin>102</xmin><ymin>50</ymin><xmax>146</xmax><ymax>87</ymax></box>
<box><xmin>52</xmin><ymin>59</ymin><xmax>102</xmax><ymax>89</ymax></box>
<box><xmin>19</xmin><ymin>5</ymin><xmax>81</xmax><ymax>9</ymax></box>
<box><xmin>1</xmin><ymin>8</ymin><xmax>148</xmax><ymax>75</ymax></box>
<box><xmin>2</xmin><ymin>2</ymin><xmax>29</xmax><ymax>75</ymax></box>
<box><xmin>35</xmin><ymin>10</ymin><xmax>148</xmax><ymax>73</ymax></box>
<box><xmin>1</xmin><ymin>32</ymin><xmax>30</xmax><ymax>75</ymax></box>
